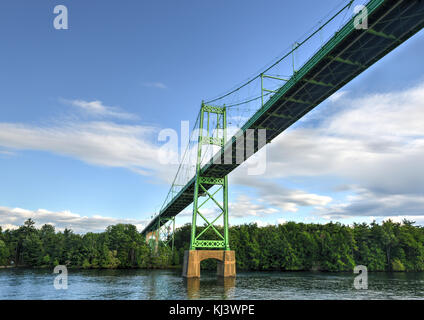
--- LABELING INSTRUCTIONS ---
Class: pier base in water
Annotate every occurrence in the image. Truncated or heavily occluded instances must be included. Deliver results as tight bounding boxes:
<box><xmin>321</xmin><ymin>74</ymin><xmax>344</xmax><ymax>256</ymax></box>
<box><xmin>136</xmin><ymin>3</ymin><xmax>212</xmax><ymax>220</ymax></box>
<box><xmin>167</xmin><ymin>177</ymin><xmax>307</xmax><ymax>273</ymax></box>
<box><xmin>182</xmin><ymin>250</ymin><xmax>236</xmax><ymax>278</ymax></box>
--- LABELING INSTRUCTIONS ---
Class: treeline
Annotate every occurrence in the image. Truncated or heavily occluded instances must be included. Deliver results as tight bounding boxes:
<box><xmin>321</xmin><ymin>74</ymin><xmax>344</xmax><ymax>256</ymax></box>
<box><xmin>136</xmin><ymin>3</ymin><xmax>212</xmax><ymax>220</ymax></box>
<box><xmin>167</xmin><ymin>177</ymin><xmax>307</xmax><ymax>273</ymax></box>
<box><xmin>0</xmin><ymin>219</ymin><xmax>172</xmax><ymax>269</ymax></box>
<box><xmin>171</xmin><ymin>220</ymin><xmax>424</xmax><ymax>272</ymax></box>
<box><xmin>0</xmin><ymin>219</ymin><xmax>423</xmax><ymax>272</ymax></box>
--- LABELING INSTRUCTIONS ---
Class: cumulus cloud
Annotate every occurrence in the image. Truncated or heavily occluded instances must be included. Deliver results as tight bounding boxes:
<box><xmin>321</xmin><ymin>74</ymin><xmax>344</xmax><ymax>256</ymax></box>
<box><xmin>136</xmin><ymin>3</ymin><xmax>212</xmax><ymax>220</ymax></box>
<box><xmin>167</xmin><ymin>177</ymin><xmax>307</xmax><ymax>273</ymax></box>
<box><xmin>229</xmin><ymin>195</ymin><xmax>279</xmax><ymax>217</ymax></box>
<box><xmin>0</xmin><ymin>206</ymin><xmax>149</xmax><ymax>233</ymax></box>
<box><xmin>232</xmin><ymin>175</ymin><xmax>332</xmax><ymax>213</ymax></box>
<box><xmin>316</xmin><ymin>187</ymin><xmax>424</xmax><ymax>223</ymax></box>
<box><xmin>263</xmin><ymin>83</ymin><xmax>424</xmax><ymax>186</ymax></box>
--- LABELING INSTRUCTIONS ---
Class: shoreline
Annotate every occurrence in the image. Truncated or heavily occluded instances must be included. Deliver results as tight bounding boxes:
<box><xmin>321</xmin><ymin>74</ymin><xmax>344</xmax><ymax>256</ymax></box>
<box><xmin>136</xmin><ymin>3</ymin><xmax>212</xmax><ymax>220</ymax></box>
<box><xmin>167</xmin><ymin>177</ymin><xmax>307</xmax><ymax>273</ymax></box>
<box><xmin>0</xmin><ymin>265</ymin><xmax>419</xmax><ymax>273</ymax></box>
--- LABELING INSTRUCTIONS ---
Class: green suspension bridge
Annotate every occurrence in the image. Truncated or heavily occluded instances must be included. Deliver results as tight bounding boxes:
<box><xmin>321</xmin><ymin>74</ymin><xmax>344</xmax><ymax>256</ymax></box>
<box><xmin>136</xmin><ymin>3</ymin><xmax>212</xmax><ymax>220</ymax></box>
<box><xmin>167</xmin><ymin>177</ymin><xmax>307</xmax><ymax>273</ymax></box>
<box><xmin>141</xmin><ymin>0</ymin><xmax>424</xmax><ymax>266</ymax></box>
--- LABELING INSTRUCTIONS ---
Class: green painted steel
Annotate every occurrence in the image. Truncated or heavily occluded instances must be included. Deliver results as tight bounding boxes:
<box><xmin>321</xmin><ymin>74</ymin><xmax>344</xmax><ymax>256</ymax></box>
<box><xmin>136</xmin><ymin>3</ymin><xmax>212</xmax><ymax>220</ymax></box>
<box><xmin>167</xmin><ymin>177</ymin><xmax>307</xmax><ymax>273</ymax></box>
<box><xmin>261</xmin><ymin>74</ymin><xmax>289</xmax><ymax>107</ymax></box>
<box><xmin>199</xmin><ymin>177</ymin><xmax>225</xmax><ymax>185</ymax></box>
<box><xmin>193</xmin><ymin>240</ymin><xmax>225</xmax><ymax>248</ymax></box>
<box><xmin>189</xmin><ymin>104</ymin><xmax>230</xmax><ymax>250</ymax></box>
<box><xmin>141</xmin><ymin>0</ymin><xmax>424</xmax><ymax>236</ymax></box>
<box><xmin>151</xmin><ymin>216</ymin><xmax>176</xmax><ymax>254</ymax></box>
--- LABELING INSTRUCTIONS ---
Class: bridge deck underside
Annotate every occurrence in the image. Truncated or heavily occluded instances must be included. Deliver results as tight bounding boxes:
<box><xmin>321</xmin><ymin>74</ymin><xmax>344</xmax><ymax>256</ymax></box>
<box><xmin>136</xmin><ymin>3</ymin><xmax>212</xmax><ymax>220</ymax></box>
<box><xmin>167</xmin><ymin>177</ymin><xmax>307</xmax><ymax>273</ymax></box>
<box><xmin>142</xmin><ymin>0</ymin><xmax>424</xmax><ymax>235</ymax></box>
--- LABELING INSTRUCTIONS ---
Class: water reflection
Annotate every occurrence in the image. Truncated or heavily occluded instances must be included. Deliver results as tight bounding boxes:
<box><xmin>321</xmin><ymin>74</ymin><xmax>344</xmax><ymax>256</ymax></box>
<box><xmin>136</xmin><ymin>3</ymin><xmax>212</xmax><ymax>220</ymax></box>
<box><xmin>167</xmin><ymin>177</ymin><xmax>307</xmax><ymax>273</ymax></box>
<box><xmin>185</xmin><ymin>278</ymin><xmax>201</xmax><ymax>299</ymax></box>
<box><xmin>218</xmin><ymin>277</ymin><xmax>236</xmax><ymax>299</ymax></box>
<box><xmin>185</xmin><ymin>276</ymin><xmax>236</xmax><ymax>299</ymax></box>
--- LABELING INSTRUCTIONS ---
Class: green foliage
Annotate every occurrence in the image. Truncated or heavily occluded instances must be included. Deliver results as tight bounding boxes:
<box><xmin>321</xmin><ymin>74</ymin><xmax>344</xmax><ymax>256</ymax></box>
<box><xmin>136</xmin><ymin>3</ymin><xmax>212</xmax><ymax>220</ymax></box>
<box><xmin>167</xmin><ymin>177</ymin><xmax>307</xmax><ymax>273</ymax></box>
<box><xmin>0</xmin><ymin>240</ymin><xmax>9</xmax><ymax>265</ymax></box>
<box><xmin>0</xmin><ymin>219</ymin><xmax>423</xmax><ymax>272</ymax></box>
<box><xmin>0</xmin><ymin>219</ymin><xmax>167</xmax><ymax>269</ymax></box>
<box><xmin>392</xmin><ymin>258</ymin><xmax>406</xmax><ymax>272</ymax></box>
<box><xmin>173</xmin><ymin>221</ymin><xmax>424</xmax><ymax>272</ymax></box>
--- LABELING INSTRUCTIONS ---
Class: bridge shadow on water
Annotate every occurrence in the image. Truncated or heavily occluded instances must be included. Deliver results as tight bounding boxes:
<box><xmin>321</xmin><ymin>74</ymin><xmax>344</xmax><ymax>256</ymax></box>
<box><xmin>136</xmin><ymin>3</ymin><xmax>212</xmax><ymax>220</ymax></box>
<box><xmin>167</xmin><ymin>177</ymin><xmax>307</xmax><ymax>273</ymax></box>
<box><xmin>184</xmin><ymin>274</ymin><xmax>236</xmax><ymax>299</ymax></box>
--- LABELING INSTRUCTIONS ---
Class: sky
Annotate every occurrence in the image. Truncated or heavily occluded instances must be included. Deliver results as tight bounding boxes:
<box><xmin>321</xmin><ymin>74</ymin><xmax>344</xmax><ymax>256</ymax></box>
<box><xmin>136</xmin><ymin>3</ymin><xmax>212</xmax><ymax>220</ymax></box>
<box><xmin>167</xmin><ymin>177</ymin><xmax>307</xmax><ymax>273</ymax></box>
<box><xmin>0</xmin><ymin>0</ymin><xmax>424</xmax><ymax>233</ymax></box>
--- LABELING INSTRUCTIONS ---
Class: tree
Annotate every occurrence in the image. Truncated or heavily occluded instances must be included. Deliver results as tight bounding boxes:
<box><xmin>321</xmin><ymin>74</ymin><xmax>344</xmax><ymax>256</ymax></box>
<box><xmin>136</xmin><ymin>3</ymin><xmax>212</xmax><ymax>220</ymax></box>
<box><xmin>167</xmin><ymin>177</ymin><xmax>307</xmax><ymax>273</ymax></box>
<box><xmin>380</xmin><ymin>220</ymin><xmax>400</xmax><ymax>271</ymax></box>
<box><xmin>39</xmin><ymin>224</ymin><xmax>58</xmax><ymax>266</ymax></box>
<box><xmin>22</xmin><ymin>232</ymin><xmax>43</xmax><ymax>266</ymax></box>
<box><xmin>0</xmin><ymin>240</ymin><xmax>9</xmax><ymax>265</ymax></box>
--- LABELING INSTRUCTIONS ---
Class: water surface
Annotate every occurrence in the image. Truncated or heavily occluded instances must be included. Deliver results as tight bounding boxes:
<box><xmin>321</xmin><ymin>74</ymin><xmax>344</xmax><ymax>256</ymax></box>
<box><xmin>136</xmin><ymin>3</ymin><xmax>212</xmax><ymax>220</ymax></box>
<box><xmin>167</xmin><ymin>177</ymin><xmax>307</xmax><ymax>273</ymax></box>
<box><xmin>0</xmin><ymin>269</ymin><xmax>423</xmax><ymax>300</ymax></box>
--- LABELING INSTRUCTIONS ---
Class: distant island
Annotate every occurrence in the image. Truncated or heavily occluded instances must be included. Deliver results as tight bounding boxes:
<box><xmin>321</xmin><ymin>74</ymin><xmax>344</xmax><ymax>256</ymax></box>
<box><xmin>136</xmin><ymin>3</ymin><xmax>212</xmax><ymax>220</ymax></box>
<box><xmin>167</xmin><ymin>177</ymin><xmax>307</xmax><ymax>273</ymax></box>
<box><xmin>0</xmin><ymin>219</ymin><xmax>423</xmax><ymax>272</ymax></box>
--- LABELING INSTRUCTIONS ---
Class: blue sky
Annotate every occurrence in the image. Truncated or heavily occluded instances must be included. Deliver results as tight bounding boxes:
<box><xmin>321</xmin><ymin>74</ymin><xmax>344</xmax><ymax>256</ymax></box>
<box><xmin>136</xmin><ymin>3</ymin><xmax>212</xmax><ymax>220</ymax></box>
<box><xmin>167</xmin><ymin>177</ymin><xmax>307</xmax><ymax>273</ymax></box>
<box><xmin>1</xmin><ymin>0</ymin><xmax>424</xmax><ymax>232</ymax></box>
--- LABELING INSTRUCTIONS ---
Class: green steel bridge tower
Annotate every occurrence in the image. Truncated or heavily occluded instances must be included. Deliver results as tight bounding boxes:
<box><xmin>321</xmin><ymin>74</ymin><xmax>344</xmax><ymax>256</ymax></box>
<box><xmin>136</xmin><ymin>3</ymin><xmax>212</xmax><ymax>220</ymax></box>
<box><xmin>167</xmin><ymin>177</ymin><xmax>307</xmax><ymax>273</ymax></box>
<box><xmin>181</xmin><ymin>103</ymin><xmax>236</xmax><ymax>278</ymax></box>
<box><xmin>189</xmin><ymin>103</ymin><xmax>230</xmax><ymax>251</ymax></box>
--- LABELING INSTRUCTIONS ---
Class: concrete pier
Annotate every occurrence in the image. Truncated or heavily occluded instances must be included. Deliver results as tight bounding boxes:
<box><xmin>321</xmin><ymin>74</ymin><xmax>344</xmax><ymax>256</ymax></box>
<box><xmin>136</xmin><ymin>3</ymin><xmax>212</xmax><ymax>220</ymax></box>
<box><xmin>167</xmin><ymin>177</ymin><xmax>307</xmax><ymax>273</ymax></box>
<box><xmin>182</xmin><ymin>250</ymin><xmax>236</xmax><ymax>278</ymax></box>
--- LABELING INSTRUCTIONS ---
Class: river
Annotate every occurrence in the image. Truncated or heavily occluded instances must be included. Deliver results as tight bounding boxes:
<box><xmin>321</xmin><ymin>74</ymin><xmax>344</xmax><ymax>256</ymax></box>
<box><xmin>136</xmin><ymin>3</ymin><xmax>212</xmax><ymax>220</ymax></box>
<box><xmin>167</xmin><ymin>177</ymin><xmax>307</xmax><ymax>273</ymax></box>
<box><xmin>0</xmin><ymin>269</ymin><xmax>423</xmax><ymax>300</ymax></box>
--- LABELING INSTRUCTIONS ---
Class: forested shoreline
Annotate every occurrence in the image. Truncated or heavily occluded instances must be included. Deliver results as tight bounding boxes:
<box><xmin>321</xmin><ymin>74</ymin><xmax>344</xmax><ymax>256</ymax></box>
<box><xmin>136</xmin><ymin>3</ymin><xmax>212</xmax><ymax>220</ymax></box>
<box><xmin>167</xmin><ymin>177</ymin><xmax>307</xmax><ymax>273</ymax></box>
<box><xmin>0</xmin><ymin>219</ymin><xmax>423</xmax><ymax>272</ymax></box>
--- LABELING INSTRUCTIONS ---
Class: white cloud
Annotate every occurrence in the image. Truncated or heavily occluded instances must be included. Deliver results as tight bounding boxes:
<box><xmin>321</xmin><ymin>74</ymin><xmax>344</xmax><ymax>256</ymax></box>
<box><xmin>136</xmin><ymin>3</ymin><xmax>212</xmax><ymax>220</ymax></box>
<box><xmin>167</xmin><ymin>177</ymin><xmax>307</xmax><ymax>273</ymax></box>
<box><xmin>328</xmin><ymin>90</ymin><xmax>348</xmax><ymax>103</ymax></box>
<box><xmin>0</xmin><ymin>121</ymin><xmax>178</xmax><ymax>183</ymax></box>
<box><xmin>234</xmin><ymin>83</ymin><xmax>424</xmax><ymax>185</ymax></box>
<box><xmin>229</xmin><ymin>195</ymin><xmax>279</xmax><ymax>217</ymax></box>
<box><xmin>0</xmin><ymin>206</ymin><xmax>149</xmax><ymax>233</ymax></box>
<box><xmin>382</xmin><ymin>216</ymin><xmax>424</xmax><ymax>225</ymax></box>
<box><xmin>316</xmin><ymin>188</ymin><xmax>424</xmax><ymax>220</ymax></box>
<box><xmin>276</xmin><ymin>218</ymin><xmax>287</xmax><ymax>225</ymax></box>
<box><xmin>248</xmin><ymin>218</ymin><xmax>287</xmax><ymax>227</ymax></box>
<box><xmin>232</xmin><ymin>175</ymin><xmax>332</xmax><ymax>213</ymax></box>
<box><xmin>65</xmin><ymin>99</ymin><xmax>139</xmax><ymax>120</ymax></box>
<box><xmin>252</xmin><ymin>220</ymin><xmax>273</xmax><ymax>228</ymax></box>
<box><xmin>0</xmin><ymin>97</ymin><xmax>183</xmax><ymax>182</ymax></box>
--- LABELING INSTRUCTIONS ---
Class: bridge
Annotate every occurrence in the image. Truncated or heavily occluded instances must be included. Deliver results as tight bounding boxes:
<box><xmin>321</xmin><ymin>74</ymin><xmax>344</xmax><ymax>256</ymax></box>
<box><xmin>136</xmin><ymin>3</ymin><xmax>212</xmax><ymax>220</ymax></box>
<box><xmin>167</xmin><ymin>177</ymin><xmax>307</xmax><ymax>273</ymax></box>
<box><xmin>141</xmin><ymin>0</ymin><xmax>424</xmax><ymax>278</ymax></box>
